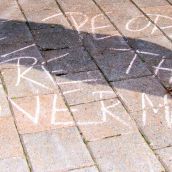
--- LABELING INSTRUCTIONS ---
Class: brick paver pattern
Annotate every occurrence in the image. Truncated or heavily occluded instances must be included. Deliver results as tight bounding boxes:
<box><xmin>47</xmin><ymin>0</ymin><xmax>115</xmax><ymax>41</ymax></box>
<box><xmin>1</xmin><ymin>0</ymin><xmax>172</xmax><ymax>171</ymax></box>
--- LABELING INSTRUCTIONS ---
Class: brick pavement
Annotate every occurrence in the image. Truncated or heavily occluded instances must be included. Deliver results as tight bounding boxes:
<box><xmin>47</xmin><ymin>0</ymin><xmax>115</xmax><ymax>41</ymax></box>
<box><xmin>0</xmin><ymin>0</ymin><xmax>172</xmax><ymax>171</ymax></box>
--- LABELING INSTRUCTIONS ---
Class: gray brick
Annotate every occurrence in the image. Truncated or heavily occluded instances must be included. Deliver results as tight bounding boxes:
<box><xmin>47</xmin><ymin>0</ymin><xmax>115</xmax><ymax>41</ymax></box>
<box><xmin>56</xmin><ymin>70</ymin><xmax>116</xmax><ymax>105</ymax></box>
<box><xmin>11</xmin><ymin>93</ymin><xmax>74</xmax><ymax>134</ymax></box>
<box><xmin>57</xmin><ymin>0</ymin><xmax>115</xmax><ymax>35</ymax></box>
<box><xmin>132</xmin><ymin>0</ymin><xmax>169</xmax><ymax>7</ymax></box>
<box><xmin>0</xmin><ymin>0</ymin><xmax>33</xmax><ymax>45</ymax></box>
<box><xmin>95</xmin><ymin>0</ymin><xmax>127</xmax><ymax>6</ymax></box>
<box><xmin>0</xmin><ymin>157</ymin><xmax>29</xmax><ymax>172</ymax></box>
<box><xmin>88</xmin><ymin>133</ymin><xmax>165</xmax><ymax>172</ymax></box>
<box><xmin>0</xmin><ymin>0</ymin><xmax>25</xmax><ymax>21</ymax></box>
<box><xmin>141</xmin><ymin>5</ymin><xmax>172</xmax><ymax>38</ymax></box>
<box><xmin>94</xmin><ymin>0</ymin><xmax>162</xmax><ymax>38</ymax></box>
<box><xmin>128</xmin><ymin>34</ymin><xmax>172</xmax><ymax>58</ymax></box>
<box><xmin>93</xmin><ymin>50</ymin><xmax>151</xmax><ymax>81</ymax></box>
<box><xmin>84</xmin><ymin>33</ymin><xmax>130</xmax><ymax>56</ymax></box>
<box><xmin>18</xmin><ymin>0</ymin><xmax>66</xmax><ymax>29</ymax></box>
<box><xmin>57</xmin><ymin>0</ymin><xmax>129</xmax><ymax>56</ymax></box>
<box><xmin>141</xmin><ymin>57</ymin><xmax>172</xmax><ymax>90</ymax></box>
<box><xmin>19</xmin><ymin>0</ymin><xmax>81</xmax><ymax>49</ymax></box>
<box><xmin>57</xmin><ymin>0</ymin><xmax>103</xmax><ymax>18</ymax></box>
<box><xmin>0</xmin><ymin>22</ymin><xmax>33</xmax><ymax>46</ymax></box>
<box><xmin>0</xmin><ymin>44</ymin><xmax>44</xmax><ymax>69</ymax></box>
<box><xmin>71</xmin><ymin>99</ymin><xmax>137</xmax><ymax>141</ymax></box>
<box><xmin>42</xmin><ymin>47</ymin><xmax>97</xmax><ymax>75</ymax></box>
<box><xmin>2</xmin><ymin>65</ymin><xmax>57</xmax><ymax>98</ymax></box>
<box><xmin>22</xmin><ymin>127</ymin><xmax>94</xmax><ymax>172</ymax></box>
<box><xmin>155</xmin><ymin>147</ymin><xmax>172</xmax><ymax>172</ymax></box>
<box><xmin>31</xmin><ymin>28</ymin><xmax>81</xmax><ymax>50</ymax></box>
<box><xmin>131</xmin><ymin>107</ymin><xmax>172</xmax><ymax>149</ymax></box>
<box><xmin>111</xmin><ymin>76</ymin><xmax>168</xmax><ymax>112</ymax></box>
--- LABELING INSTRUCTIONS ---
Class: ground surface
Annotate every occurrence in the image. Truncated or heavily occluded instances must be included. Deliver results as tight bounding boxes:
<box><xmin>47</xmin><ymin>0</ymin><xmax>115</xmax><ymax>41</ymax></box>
<box><xmin>1</xmin><ymin>0</ymin><xmax>172</xmax><ymax>171</ymax></box>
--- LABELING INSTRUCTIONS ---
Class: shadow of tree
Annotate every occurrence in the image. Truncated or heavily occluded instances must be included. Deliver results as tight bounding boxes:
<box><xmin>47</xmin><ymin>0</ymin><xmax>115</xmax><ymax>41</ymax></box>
<box><xmin>0</xmin><ymin>18</ymin><xmax>172</xmax><ymax>99</ymax></box>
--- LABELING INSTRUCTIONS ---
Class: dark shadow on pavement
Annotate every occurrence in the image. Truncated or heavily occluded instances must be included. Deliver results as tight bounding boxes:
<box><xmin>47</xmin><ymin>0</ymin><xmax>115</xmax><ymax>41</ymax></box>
<box><xmin>0</xmin><ymin>19</ymin><xmax>172</xmax><ymax>98</ymax></box>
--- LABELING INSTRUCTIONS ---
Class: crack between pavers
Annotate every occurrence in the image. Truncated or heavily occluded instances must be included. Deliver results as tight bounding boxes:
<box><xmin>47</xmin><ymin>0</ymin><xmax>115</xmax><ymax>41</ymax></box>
<box><xmin>154</xmin><ymin>145</ymin><xmax>172</xmax><ymax>151</ymax></box>
<box><xmin>18</xmin><ymin>125</ymin><xmax>76</xmax><ymax>136</ymax></box>
<box><xmin>69</xmin><ymin>97</ymin><xmax>118</xmax><ymax>107</ymax></box>
<box><xmin>39</xmin><ymin>46</ymin><xmax>70</xmax><ymax>51</ymax></box>
<box><xmin>38</xmin><ymin>44</ymin><xmax>83</xmax><ymax>51</ymax></box>
<box><xmin>68</xmin><ymin>165</ymin><xmax>97</xmax><ymax>171</ymax></box>
<box><xmin>167</xmin><ymin>0</ymin><xmax>172</xmax><ymax>5</ymax></box>
<box><xmin>53</xmin><ymin>68</ymin><xmax>98</xmax><ymax>76</ymax></box>
<box><xmin>86</xmin><ymin>134</ymin><xmax>122</xmax><ymax>143</ymax></box>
